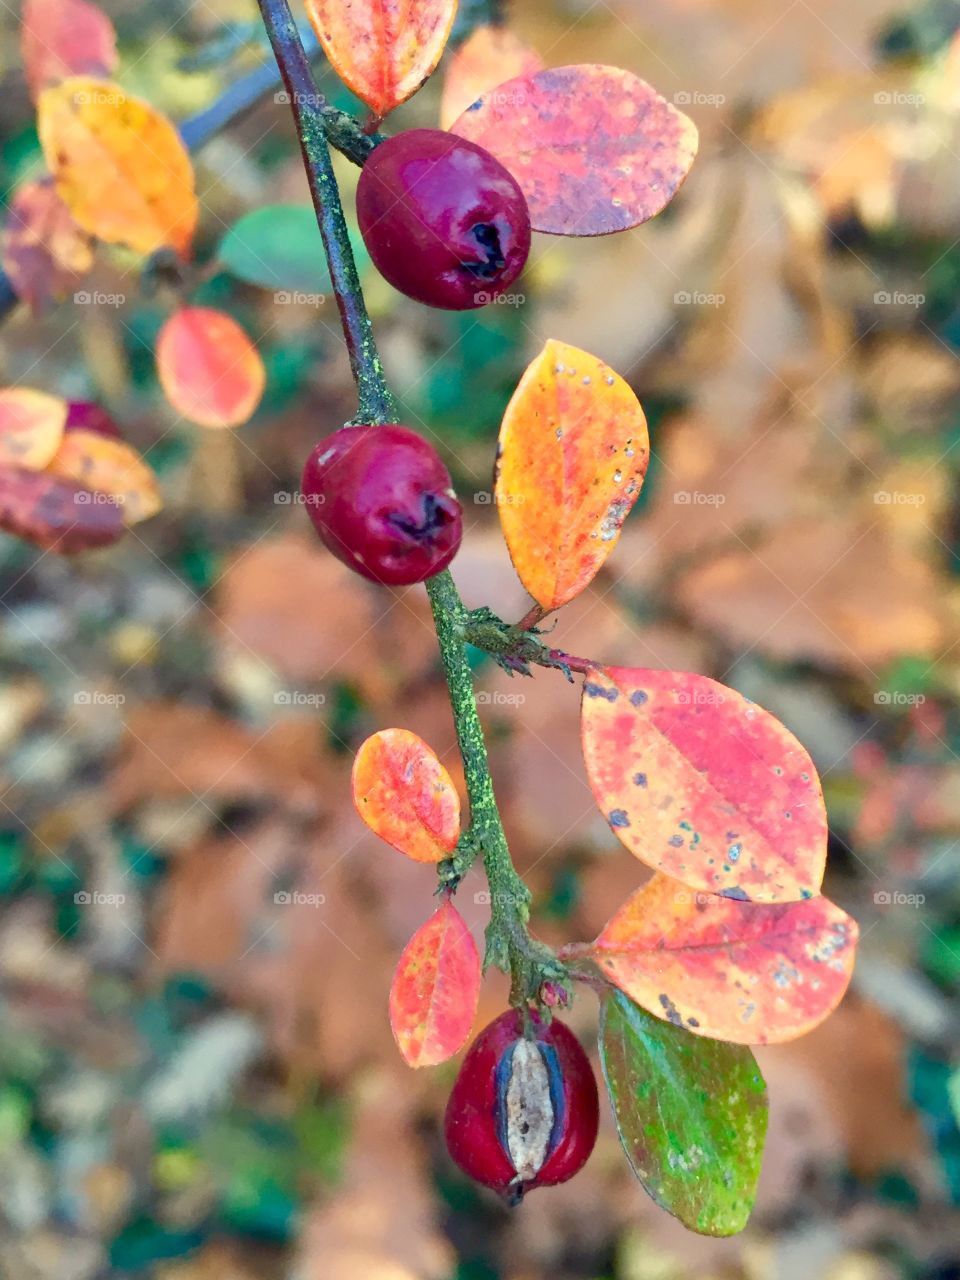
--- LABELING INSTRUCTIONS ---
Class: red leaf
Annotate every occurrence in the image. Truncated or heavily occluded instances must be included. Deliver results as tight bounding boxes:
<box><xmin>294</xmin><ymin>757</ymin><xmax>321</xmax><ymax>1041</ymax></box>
<box><xmin>0</xmin><ymin>465</ymin><xmax>125</xmax><ymax>553</ymax></box>
<box><xmin>156</xmin><ymin>307</ymin><xmax>265</xmax><ymax>428</ymax></box>
<box><xmin>389</xmin><ymin>899</ymin><xmax>481</xmax><ymax>1067</ymax></box>
<box><xmin>0</xmin><ymin>178</ymin><xmax>94</xmax><ymax>314</ymax></box>
<box><xmin>450</xmin><ymin>64</ymin><xmax>698</xmax><ymax>235</ymax></box>
<box><xmin>439</xmin><ymin>25</ymin><xmax>544</xmax><ymax>130</ymax></box>
<box><xmin>21</xmin><ymin>0</ymin><xmax>117</xmax><ymax>99</ymax></box>
<box><xmin>580</xmin><ymin>667</ymin><xmax>828</xmax><ymax>902</ymax></box>
<box><xmin>583</xmin><ymin>873</ymin><xmax>858</xmax><ymax>1044</ymax></box>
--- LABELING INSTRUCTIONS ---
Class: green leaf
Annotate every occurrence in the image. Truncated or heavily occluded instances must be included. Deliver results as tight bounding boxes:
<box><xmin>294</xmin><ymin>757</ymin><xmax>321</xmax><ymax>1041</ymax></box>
<box><xmin>598</xmin><ymin>988</ymin><xmax>767</xmax><ymax>1236</ymax></box>
<box><xmin>217</xmin><ymin>206</ymin><xmax>367</xmax><ymax>294</ymax></box>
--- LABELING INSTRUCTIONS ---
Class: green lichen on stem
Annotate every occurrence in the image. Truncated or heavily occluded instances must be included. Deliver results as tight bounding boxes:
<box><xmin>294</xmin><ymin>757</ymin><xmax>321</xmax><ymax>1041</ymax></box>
<box><xmin>258</xmin><ymin>0</ymin><xmax>567</xmax><ymax>1007</ymax></box>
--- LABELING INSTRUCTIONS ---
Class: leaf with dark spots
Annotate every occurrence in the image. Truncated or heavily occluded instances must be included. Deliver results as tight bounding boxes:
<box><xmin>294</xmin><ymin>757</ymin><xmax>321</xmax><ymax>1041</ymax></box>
<box><xmin>450</xmin><ymin>65</ymin><xmax>698</xmax><ymax>235</ymax></box>
<box><xmin>580</xmin><ymin>666</ymin><xmax>828</xmax><ymax>902</ymax></box>
<box><xmin>584</xmin><ymin>873</ymin><xmax>858</xmax><ymax>1044</ymax></box>
<box><xmin>599</xmin><ymin>988</ymin><xmax>767</xmax><ymax>1236</ymax></box>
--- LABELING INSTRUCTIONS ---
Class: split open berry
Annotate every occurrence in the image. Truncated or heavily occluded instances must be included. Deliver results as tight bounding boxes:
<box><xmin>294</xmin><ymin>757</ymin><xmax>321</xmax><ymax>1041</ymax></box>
<box><xmin>301</xmin><ymin>424</ymin><xmax>462</xmax><ymax>585</ymax></box>
<box><xmin>444</xmin><ymin>1009</ymin><xmax>599</xmax><ymax>1203</ymax></box>
<box><xmin>356</xmin><ymin>129</ymin><xmax>531</xmax><ymax>311</ymax></box>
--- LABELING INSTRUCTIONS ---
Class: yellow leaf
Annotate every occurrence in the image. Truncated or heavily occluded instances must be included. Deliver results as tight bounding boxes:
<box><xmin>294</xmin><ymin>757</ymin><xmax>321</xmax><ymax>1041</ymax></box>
<box><xmin>37</xmin><ymin>77</ymin><xmax>198</xmax><ymax>257</ymax></box>
<box><xmin>0</xmin><ymin>388</ymin><xmax>68</xmax><ymax>470</ymax></box>
<box><xmin>495</xmin><ymin>340</ymin><xmax>649</xmax><ymax>610</ymax></box>
<box><xmin>47</xmin><ymin>429</ymin><xmax>162</xmax><ymax>526</ymax></box>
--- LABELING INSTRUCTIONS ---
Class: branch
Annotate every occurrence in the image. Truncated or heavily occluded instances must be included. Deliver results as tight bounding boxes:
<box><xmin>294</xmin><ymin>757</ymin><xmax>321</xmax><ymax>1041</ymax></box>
<box><xmin>257</xmin><ymin>0</ymin><xmax>567</xmax><ymax>1005</ymax></box>
<box><xmin>256</xmin><ymin>0</ymin><xmax>395</xmax><ymax>424</ymax></box>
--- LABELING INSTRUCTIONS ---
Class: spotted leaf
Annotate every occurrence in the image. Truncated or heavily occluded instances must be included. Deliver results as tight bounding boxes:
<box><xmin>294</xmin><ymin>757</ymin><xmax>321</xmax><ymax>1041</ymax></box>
<box><xmin>450</xmin><ymin>64</ymin><xmax>697</xmax><ymax>235</ymax></box>
<box><xmin>580</xmin><ymin>666</ymin><xmax>828</xmax><ymax>902</ymax></box>
<box><xmin>439</xmin><ymin>25</ymin><xmax>543</xmax><ymax>130</ymax></box>
<box><xmin>47</xmin><ymin>429</ymin><xmax>162</xmax><ymax>526</ymax></box>
<box><xmin>0</xmin><ymin>389</ymin><xmax>68</xmax><ymax>470</ymax></box>
<box><xmin>583</xmin><ymin>873</ymin><xmax>857</xmax><ymax>1044</ymax></box>
<box><xmin>496</xmin><ymin>341</ymin><xmax>649</xmax><ymax>611</ymax></box>
<box><xmin>0</xmin><ymin>465</ymin><xmax>125</xmax><ymax>553</ymax></box>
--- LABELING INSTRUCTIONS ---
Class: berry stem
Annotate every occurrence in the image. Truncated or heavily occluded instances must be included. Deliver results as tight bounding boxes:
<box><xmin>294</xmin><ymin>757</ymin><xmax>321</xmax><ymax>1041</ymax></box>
<box><xmin>258</xmin><ymin>0</ymin><xmax>566</xmax><ymax>1006</ymax></box>
<box><xmin>257</xmin><ymin>0</ymin><xmax>396</xmax><ymax>425</ymax></box>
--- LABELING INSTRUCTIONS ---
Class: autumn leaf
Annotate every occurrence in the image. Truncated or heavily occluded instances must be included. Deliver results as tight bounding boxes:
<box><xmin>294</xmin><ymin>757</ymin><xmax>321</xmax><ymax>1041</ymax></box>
<box><xmin>47</xmin><ymin>429</ymin><xmax>162</xmax><ymax>526</ymax></box>
<box><xmin>352</xmin><ymin>728</ymin><xmax>460</xmax><ymax>863</ymax></box>
<box><xmin>389</xmin><ymin>898</ymin><xmax>481</xmax><ymax>1067</ymax></box>
<box><xmin>305</xmin><ymin>0</ymin><xmax>457</xmax><ymax>118</ymax></box>
<box><xmin>0</xmin><ymin>178</ymin><xmax>94</xmax><ymax>314</ymax></box>
<box><xmin>0</xmin><ymin>465</ymin><xmax>125</xmax><ymax>552</ymax></box>
<box><xmin>38</xmin><ymin>77</ymin><xmax>198</xmax><ymax>257</ymax></box>
<box><xmin>599</xmin><ymin>988</ymin><xmax>767</xmax><ymax>1236</ymax></box>
<box><xmin>582</xmin><ymin>873</ymin><xmax>858</xmax><ymax>1044</ymax></box>
<box><xmin>439</xmin><ymin>26</ymin><xmax>544</xmax><ymax>130</ymax></box>
<box><xmin>0</xmin><ymin>389</ymin><xmax>68</xmax><ymax>470</ymax></box>
<box><xmin>155</xmin><ymin>307</ymin><xmax>265</xmax><ymax>429</ymax></box>
<box><xmin>495</xmin><ymin>340</ymin><xmax>648</xmax><ymax>611</ymax></box>
<box><xmin>21</xmin><ymin>0</ymin><xmax>117</xmax><ymax>100</ymax></box>
<box><xmin>580</xmin><ymin>666</ymin><xmax>828</xmax><ymax>902</ymax></box>
<box><xmin>450</xmin><ymin>64</ymin><xmax>698</xmax><ymax>235</ymax></box>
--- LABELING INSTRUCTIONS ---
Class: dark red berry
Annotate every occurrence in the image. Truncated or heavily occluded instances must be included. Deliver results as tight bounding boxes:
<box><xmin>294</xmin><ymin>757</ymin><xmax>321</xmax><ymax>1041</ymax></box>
<box><xmin>357</xmin><ymin>129</ymin><xmax>531</xmax><ymax>311</ymax></box>
<box><xmin>301</xmin><ymin>424</ymin><xmax>462</xmax><ymax>585</ymax></box>
<box><xmin>444</xmin><ymin>1009</ymin><xmax>599</xmax><ymax>1203</ymax></box>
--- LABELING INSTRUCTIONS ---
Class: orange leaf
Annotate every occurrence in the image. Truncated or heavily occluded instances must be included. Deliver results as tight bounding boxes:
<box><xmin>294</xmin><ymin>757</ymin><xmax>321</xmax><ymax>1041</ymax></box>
<box><xmin>450</xmin><ymin>64</ymin><xmax>698</xmax><ymax>235</ymax></box>
<box><xmin>495</xmin><ymin>340</ymin><xmax>648</xmax><ymax>611</ymax></box>
<box><xmin>305</xmin><ymin>0</ymin><xmax>457</xmax><ymax>117</ymax></box>
<box><xmin>0</xmin><ymin>465</ymin><xmax>125</xmax><ymax>553</ymax></box>
<box><xmin>47</xmin><ymin>429</ymin><xmax>162</xmax><ymax>526</ymax></box>
<box><xmin>439</xmin><ymin>26</ymin><xmax>544</xmax><ymax>130</ymax></box>
<box><xmin>21</xmin><ymin>0</ymin><xmax>117</xmax><ymax>99</ymax></box>
<box><xmin>583</xmin><ymin>873</ymin><xmax>858</xmax><ymax>1044</ymax></box>
<box><xmin>352</xmin><ymin>728</ymin><xmax>460</xmax><ymax>863</ymax></box>
<box><xmin>0</xmin><ymin>178</ymin><xmax>94</xmax><ymax>314</ymax></box>
<box><xmin>38</xmin><ymin>78</ymin><xmax>198</xmax><ymax>257</ymax></box>
<box><xmin>389</xmin><ymin>898</ymin><xmax>481</xmax><ymax>1067</ymax></box>
<box><xmin>0</xmin><ymin>389</ymin><xmax>68</xmax><ymax>470</ymax></box>
<box><xmin>580</xmin><ymin>667</ymin><xmax>828</xmax><ymax>903</ymax></box>
<box><xmin>155</xmin><ymin>307</ymin><xmax>265</xmax><ymax>429</ymax></box>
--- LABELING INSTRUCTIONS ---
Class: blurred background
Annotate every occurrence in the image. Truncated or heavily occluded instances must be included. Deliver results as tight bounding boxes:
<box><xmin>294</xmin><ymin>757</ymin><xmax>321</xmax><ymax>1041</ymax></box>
<box><xmin>1</xmin><ymin>0</ymin><xmax>960</xmax><ymax>1276</ymax></box>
